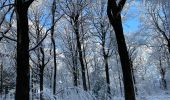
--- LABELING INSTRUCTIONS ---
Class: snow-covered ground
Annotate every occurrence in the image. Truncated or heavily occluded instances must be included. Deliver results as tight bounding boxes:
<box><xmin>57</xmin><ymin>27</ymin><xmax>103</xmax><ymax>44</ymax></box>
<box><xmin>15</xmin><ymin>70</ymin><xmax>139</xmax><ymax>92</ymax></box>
<box><xmin>1</xmin><ymin>92</ymin><xmax>170</xmax><ymax>100</ymax></box>
<box><xmin>0</xmin><ymin>87</ymin><xmax>170</xmax><ymax>100</ymax></box>
<box><xmin>1</xmin><ymin>96</ymin><xmax>170</xmax><ymax>100</ymax></box>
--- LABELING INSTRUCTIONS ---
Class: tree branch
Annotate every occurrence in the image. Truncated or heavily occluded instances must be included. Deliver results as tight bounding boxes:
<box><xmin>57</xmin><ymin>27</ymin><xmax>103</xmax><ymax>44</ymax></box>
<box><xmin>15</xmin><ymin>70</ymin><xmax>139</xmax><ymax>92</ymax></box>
<box><xmin>29</xmin><ymin>32</ymin><xmax>48</xmax><ymax>51</ymax></box>
<box><xmin>29</xmin><ymin>14</ymin><xmax>63</xmax><ymax>51</ymax></box>
<box><xmin>0</xmin><ymin>34</ymin><xmax>17</xmax><ymax>42</ymax></box>
<box><xmin>25</xmin><ymin>0</ymin><xmax>35</xmax><ymax>7</ymax></box>
<box><xmin>0</xmin><ymin>3</ymin><xmax>14</xmax><ymax>9</ymax></box>
<box><xmin>117</xmin><ymin>0</ymin><xmax>126</xmax><ymax>12</ymax></box>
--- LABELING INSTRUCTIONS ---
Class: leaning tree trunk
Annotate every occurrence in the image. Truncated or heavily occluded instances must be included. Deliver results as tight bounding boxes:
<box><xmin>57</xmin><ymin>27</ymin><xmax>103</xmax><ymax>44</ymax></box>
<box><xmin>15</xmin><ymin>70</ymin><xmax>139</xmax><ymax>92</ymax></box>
<box><xmin>116</xmin><ymin>52</ymin><xmax>123</xmax><ymax>96</ymax></box>
<box><xmin>107</xmin><ymin>0</ymin><xmax>135</xmax><ymax>100</ymax></box>
<box><xmin>15</xmin><ymin>1</ymin><xmax>34</xmax><ymax>100</ymax></box>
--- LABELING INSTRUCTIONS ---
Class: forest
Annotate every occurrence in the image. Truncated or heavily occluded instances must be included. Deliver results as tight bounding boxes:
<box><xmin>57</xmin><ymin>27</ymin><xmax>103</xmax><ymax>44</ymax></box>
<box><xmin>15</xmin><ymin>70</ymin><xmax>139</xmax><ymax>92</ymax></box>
<box><xmin>0</xmin><ymin>0</ymin><xmax>170</xmax><ymax>100</ymax></box>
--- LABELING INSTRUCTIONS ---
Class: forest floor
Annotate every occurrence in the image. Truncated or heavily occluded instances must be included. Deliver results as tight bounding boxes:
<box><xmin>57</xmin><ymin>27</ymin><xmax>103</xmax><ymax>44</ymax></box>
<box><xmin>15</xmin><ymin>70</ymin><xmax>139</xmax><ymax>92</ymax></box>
<box><xmin>1</xmin><ymin>94</ymin><xmax>170</xmax><ymax>100</ymax></box>
<box><xmin>114</xmin><ymin>95</ymin><xmax>170</xmax><ymax>100</ymax></box>
<box><xmin>1</xmin><ymin>89</ymin><xmax>170</xmax><ymax>100</ymax></box>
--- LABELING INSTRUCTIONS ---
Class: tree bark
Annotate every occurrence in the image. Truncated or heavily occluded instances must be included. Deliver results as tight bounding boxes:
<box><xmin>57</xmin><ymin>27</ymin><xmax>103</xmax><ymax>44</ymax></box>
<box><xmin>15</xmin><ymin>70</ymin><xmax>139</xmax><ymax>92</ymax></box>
<box><xmin>0</xmin><ymin>64</ymin><xmax>3</xmax><ymax>96</ymax></box>
<box><xmin>116</xmin><ymin>53</ymin><xmax>123</xmax><ymax>96</ymax></box>
<box><xmin>31</xmin><ymin>69</ymin><xmax>34</xmax><ymax>100</ymax></box>
<box><xmin>107</xmin><ymin>0</ymin><xmax>136</xmax><ymax>100</ymax></box>
<box><xmin>40</xmin><ymin>67</ymin><xmax>44</xmax><ymax>100</ymax></box>
<box><xmin>75</xmin><ymin>24</ymin><xmax>87</xmax><ymax>91</ymax></box>
<box><xmin>83</xmin><ymin>44</ymin><xmax>91</xmax><ymax>90</ymax></box>
<box><xmin>75</xmin><ymin>30</ymin><xmax>87</xmax><ymax>91</ymax></box>
<box><xmin>159</xmin><ymin>59</ymin><xmax>167</xmax><ymax>90</ymax></box>
<box><xmin>40</xmin><ymin>47</ymin><xmax>45</xmax><ymax>100</ymax></box>
<box><xmin>15</xmin><ymin>2</ymin><xmax>30</xmax><ymax>100</ymax></box>
<box><xmin>104</xmin><ymin>55</ymin><xmax>111</xmax><ymax>95</ymax></box>
<box><xmin>101</xmin><ymin>30</ymin><xmax>111</xmax><ymax>95</ymax></box>
<box><xmin>72</xmin><ymin>14</ymin><xmax>87</xmax><ymax>91</ymax></box>
<box><xmin>51</xmin><ymin>0</ymin><xmax>57</xmax><ymax>95</ymax></box>
<box><xmin>85</xmin><ymin>62</ymin><xmax>91</xmax><ymax>90</ymax></box>
<box><xmin>68</xmin><ymin>35</ymin><xmax>78</xmax><ymax>87</ymax></box>
<box><xmin>168</xmin><ymin>40</ymin><xmax>170</xmax><ymax>54</ymax></box>
<box><xmin>73</xmin><ymin>55</ymin><xmax>78</xmax><ymax>86</ymax></box>
<box><xmin>102</xmin><ymin>42</ymin><xmax>110</xmax><ymax>94</ymax></box>
<box><xmin>130</xmin><ymin>60</ymin><xmax>138</xmax><ymax>95</ymax></box>
<box><xmin>15</xmin><ymin>1</ymin><xmax>34</xmax><ymax>99</ymax></box>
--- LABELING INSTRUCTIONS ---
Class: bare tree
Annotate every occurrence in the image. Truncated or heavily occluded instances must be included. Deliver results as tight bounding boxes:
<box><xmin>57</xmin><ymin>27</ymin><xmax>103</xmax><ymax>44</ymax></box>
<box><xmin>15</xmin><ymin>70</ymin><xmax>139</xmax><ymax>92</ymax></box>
<box><xmin>51</xmin><ymin>0</ymin><xmax>57</xmax><ymax>95</ymax></box>
<box><xmin>61</xmin><ymin>27</ymin><xmax>79</xmax><ymax>87</ymax></box>
<box><xmin>107</xmin><ymin>0</ymin><xmax>136</xmax><ymax>100</ymax></box>
<box><xmin>91</xmin><ymin>0</ymin><xmax>114</xmax><ymax>95</ymax></box>
<box><xmin>146</xmin><ymin>2</ymin><xmax>170</xmax><ymax>54</ymax></box>
<box><xmin>0</xmin><ymin>64</ymin><xmax>3</xmax><ymax>96</ymax></box>
<box><xmin>144</xmin><ymin>0</ymin><xmax>170</xmax><ymax>90</ymax></box>
<box><xmin>157</xmin><ymin>58</ymin><xmax>167</xmax><ymax>90</ymax></box>
<box><xmin>61</xmin><ymin>0</ymin><xmax>90</xmax><ymax>91</ymax></box>
<box><xmin>127</xmin><ymin>40</ymin><xmax>139</xmax><ymax>95</ymax></box>
<box><xmin>15</xmin><ymin>0</ymin><xmax>34</xmax><ymax>100</ymax></box>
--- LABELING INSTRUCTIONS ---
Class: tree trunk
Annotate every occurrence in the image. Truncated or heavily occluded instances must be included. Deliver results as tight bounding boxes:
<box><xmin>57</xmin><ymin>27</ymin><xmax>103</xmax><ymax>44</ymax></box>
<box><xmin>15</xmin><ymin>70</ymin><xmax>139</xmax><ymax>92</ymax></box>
<box><xmin>40</xmin><ymin>46</ymin><xmax>45</xmax><ymax>100</ymax></box>
<box><xmin>73</xmin><ymin>15</ymin><xmax>87</xmax><ymax>91</ymax></box>
<box><xmin>73</xmin><ymin>56</ymin><xmax>78</xmax><ymax>86</ymax></box>
<box><xmin>83</xmin><ymin>44</ymin><xmax>91</xmax><ymax>90</ymax></box>
<box><xmin>107</xmin><ymin>0</ymin><xmax>136</xmax><ymax>100</ymax></box>
<box><xmin>161</xmin><ymin>78</ymin><xmax>167</xmax><ymax>90</ymax></box>
<box><xmin>51</xmin><ymin>0</ymin><xmax>57</xmax><ymax>95</ymax></box>
<box><xmin>116</xmin><ymin>53</ymin><xmax>123</xmax><ymax>96</ymax></box>
<box><xmin>73</xmin><ymin>67</ymin><xmax>78</xmax><ymax>87</ymax></box>
<box><xmin>168</xmin><ymin>40</ymin><xmax>170</xmax><ymax>54</ymax></box>
<box><xmin>104</xmin><ymin>54</ymin><xmax>111</xmax><ymax>94</ymax></box>
<box><xmin>15</xmin><ymin>2</ymin><xmax>30</xmax><ymax>100</ymax></box>
<box><xmin>159</xmin><ymin>59</ymin><xmax>167</xmax><ymax>90</ymax></box>
<box><xmin>0</xmin><ymin>64</ymin><xmax>3</xmax><ymax>96</ymax></box>
<box><xmin>70</xmin><ymin>40</ymin><xmax>78</xmax><ymax>87</ymax></box>
<box><xmin>75</xmin><ymin>31</ymin><xmax>87</xmax><ymax>91</ymax></box>
<box><xmin>109</xmin><ymin>14</ymin><xmax>135</xmax><ymax>100</ymax></box>
<box><xmin>129</xmin><ymin>59</ymin><xmax>138</xmax><ymax>95</ymax></box>
<box><xmin>52</xmin><ymin>37</ymin><xmax>57</xmax><ymax>95</ymax></box>
<box><xmin>85</xmin><ymin>63</ymin><xmax>91</xmax><ymax>90</ymax></box>
<box><xmin>40</xmin><ymin>67</ymin><xmax>44</xmax><ymax>100</ymax></box>
<box><xmin>31</xmin><ymin>69</ymin><xmax>34</xmax><ymax>100</ymax></box>
<box><xmin>118</xmin><ymin>69</ymin><xmax>123</xmax><ymax>96</ymax></box>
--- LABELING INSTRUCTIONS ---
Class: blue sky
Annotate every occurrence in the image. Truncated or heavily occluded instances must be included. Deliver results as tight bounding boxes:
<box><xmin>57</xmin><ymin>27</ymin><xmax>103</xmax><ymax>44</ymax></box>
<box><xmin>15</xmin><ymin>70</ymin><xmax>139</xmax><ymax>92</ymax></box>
<box><xmin>123</xmin><ymin>16</ymin><xmax>140</xmax><ymax>33</ymax></box>
<box><xmin>123</xmin><ymin>1</ymin><xmax>141</xmax><ymax>33</ymax></box>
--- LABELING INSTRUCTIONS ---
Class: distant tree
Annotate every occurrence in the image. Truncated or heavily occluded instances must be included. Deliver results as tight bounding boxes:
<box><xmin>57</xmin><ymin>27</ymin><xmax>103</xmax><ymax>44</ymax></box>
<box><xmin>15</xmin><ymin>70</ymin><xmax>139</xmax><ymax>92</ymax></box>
<box><xmin>61</xmin><ymin>0</ymin><xmax>90</xmax><ymax>91</ymax></box>
<box><xmin>147</xmin><ymin>2</ymin><xmax>170</xmax><ymax>54</ymax></box>
<box><xmin>0</xmin><ymin>64</ymin><xmax>3</xmax><ymax>96</ymax></box>
<box><xmin>157</xmin><ymin>58</ymin><xmax>167</xmax><ymax>90</ymax></box>
<box><xmin>51</xmin><ymin>0</ymin><xmax>57</xmax><ymax>95</ymax></box>
<box><xmin>127</xmin><ymin>39</ymin><xmax>139</xmax><ymax>95</ymax></box>
<box><xmin>143</xmin><ymin>0</ymin><xmax>170</xmax><ymax>90</ymax></box>
<box><xmin>30</xmin><ymin>18</ymin><xmax>50</xmax><ymax>100</ymax></box>
<box><xmin>61</xmin><ymin>27</ymin><xmax>79</xmax><ymax>87</ymax></box>
<box><xmin>91</xmin><ymin>0</ymin><xmax>114</xmax><ymax>95</ymax></box>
